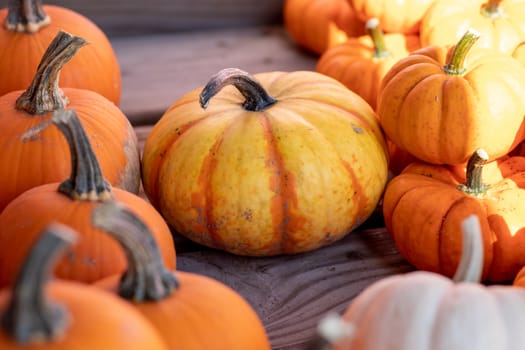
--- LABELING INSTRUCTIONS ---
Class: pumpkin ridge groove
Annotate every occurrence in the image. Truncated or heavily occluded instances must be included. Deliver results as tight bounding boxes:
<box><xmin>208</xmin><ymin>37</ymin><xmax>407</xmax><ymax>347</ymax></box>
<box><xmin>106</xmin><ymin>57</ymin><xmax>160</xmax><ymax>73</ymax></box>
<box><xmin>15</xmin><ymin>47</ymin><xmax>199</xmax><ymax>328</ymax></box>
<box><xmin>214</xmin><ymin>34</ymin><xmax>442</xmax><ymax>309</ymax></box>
<box><xmin>147</xmin><ymin>115</ymin><xmax>208</xmax><ymax>206</ymax></box>
<box><xmin>437</xmin><ymin>195</ymin><xmax>468</xmax><ymax>275</ymax></box>
<box><xmin>340</xmin><ymin>158</ymin><xmax>367</xmax><ymax>231</ymax></box>
<box><xmin>396</xmin><ymin>72</ymin><xmax>444</xmax><ymax>151</ymax></box>
<box><xmin>387</xmin><ymin>180</ymin><xmax>441</xmax><ymax>242</ymax></box>
<box><xmin>199</xmin><ymin>123</ymin><xmax>228</xmax><ymax>250</ymax></box>
<box><xmin>260</xmin><ymin>111</ymin><xmax>293</xmax><ymax>254</ymax></box>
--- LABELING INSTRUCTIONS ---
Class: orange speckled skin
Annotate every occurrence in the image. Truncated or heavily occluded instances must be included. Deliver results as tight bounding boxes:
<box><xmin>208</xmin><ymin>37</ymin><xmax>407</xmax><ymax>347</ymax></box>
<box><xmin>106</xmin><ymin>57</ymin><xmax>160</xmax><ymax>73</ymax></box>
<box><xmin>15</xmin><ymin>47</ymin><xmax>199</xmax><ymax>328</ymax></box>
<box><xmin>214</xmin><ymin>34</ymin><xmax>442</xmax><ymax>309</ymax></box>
<box><xmin>142</xmin><ymin>71</ymin><xmax>389</xmax><ymax>256</ymax></box>
<box><xmin>0</xmin><ymin>5</ymin><xmax>121</xmax><ymax>105</ymax></box>
<box><xmin>383</xmin><ymin>155</ymin><xmax>525</xmax><ymax>282</ymax></box>
<box><xmin>377</xmin><ymin>45</ymin><xmax>525</xmax><ymax>165</ymax></box>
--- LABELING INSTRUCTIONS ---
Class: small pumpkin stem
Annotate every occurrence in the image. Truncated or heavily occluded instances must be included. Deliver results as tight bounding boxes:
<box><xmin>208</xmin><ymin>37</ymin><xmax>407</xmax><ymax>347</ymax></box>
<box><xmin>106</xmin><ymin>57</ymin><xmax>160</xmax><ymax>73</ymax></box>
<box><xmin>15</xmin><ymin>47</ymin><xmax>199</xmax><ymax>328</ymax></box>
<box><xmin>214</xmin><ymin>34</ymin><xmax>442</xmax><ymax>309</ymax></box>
<box><xmin>15</xmin><ymin>30</ymin><xmax>88</xmax><ymax>115</ymax></box>
<box><xmin>481</xmin><ymin>0</ymin><xmax>503</xmax><ymax>18</ymax></box>
<box><xmin>366</xmin><ymin>18</ymin><xmax>391</xmax><ymax>59</ymax></box>
<box><xmin>92</xmin><ymin>201</ymin><xmax>179</xmax><ymax>302</ymax></box>
<box><xmin>199</xmin><ymin>68</ymin><xmax>277</xmax><ymax>112</ymax></box>
<box><xmin>5</xmin><ymin>0</ymin><xmax>50</xmax><ymax>33</ymax></box>
<box><xmin>443</xmin><ymin>29</ymin><xmax>480</xmax><ymax>75</ymax></box>
<box><xmin>452</xmin><ymin>215</ymin><xmax>484</xmax><ymax>283</ymax></box>
<box><xmin>457</xmin><ymin>148</ymin><xmax>488</xmax><ymax>196</ymax></box>
<box><xmin>1</xmin><ymin>223</ymin><xmax>78</xmax><ymax>343</ymax></box>
<box><xmin>52</xmin><ymin>109</ymin><xmax>112</xmax><ymax>201</ymax></box>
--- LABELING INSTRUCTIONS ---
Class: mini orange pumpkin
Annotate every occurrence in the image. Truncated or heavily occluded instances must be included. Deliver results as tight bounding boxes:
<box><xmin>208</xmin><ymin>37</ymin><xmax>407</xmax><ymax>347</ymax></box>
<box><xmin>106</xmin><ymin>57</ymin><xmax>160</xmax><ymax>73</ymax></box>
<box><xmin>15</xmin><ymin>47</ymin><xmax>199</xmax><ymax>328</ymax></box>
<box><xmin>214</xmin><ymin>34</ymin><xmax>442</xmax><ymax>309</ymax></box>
<box><xmin>283</xmin><ymin>0</ymin><xmax>366</xmax><ymax>55</ymax></box>
<box><xmin>0</xmin><ymin>0</ymin><xmax>121</xmax><ymax>104</ymax></box>
<box><xmin>316</xmin><ymin>18</ymin><xmax>420</xmax><ymax>110</ymax></box>
<box><xmin>0</xmin><ymin>223</ymin><xmax>169</xmax><ymax>349</ymax></box>
<box><xmin>142</xmin><ymin>68</ymin><xmax>389</xmax><ymax>256</ymax></box>
<box><xmin>92</xmin><ymin>201</ymin><xmax>271</xmax><ymax>350</ymax></box>
<box><xmin>383</xmin><ymin>148</ymin><xmax>525</xmax><ymax>282</ymax></box>
<box><xmin>0</xmin><ymin>109</ymin><xmax>175</xmax><ymax>288</ymax></box>
<box><xmin>0</xmin><ymin>30</ymin><xmax>140</xmax><ymax>213</ymax></box>
<box><xmin>377</xmin><ymin>29</ymin><xmax>525</xmax><ymax>165</ymax></box>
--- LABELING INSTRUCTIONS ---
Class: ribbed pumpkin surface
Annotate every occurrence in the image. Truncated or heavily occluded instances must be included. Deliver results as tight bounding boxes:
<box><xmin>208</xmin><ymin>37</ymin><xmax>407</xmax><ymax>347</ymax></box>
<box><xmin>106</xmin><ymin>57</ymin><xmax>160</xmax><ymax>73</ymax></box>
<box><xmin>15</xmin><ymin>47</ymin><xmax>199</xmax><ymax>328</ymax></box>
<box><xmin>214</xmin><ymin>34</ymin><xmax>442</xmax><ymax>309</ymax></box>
<box><xmin>142</xmin><ymin>70</ymin><xmax>388</xmax><ymax>256</ymax></box>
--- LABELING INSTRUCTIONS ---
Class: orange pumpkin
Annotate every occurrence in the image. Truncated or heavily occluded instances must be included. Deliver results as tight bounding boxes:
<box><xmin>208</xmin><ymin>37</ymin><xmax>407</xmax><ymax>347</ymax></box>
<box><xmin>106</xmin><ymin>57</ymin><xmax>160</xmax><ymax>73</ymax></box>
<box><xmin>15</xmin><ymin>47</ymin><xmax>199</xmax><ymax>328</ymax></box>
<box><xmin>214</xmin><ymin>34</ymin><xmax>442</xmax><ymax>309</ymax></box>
<box><xmin>142</xmin><ymin>68</ymin><xmax>389</xmax><ymax>256</ymax></box>
<box><xmin>316</xmin><ymin>18</ymin><xmax>420</xmax><ymax>110</ymax></box>
<box><xmin>313</xmin><ymin>215</ymin><xmax>525</xmax><ymax>350</ymax></box>
<box><xmin>92</xmin><ymin>201</ymin><xmax>271</xmax><ymax>350</ymax></box>
<box><xmin>0</xmin><ymin>30</ymin><xmax>140</xmax><ymax>213</ymax></box>
<box><xmin>420</xmin><ymin>0</ymin><xmax>525</xmax><ymax>54</ymax></box>
<box><xmin>0</xmin><ymin>223</ymin><xmax>168</xmax><ymax>349</ymax></box>
<box><xmin>0</xmin><ymin>0</ymin><xmax>121</xmax><ymax>104</ymax></box>
<box><xmin>0</xmin><ymin>109</ymin><xmax>175</xmax><ymax>288</ymax></box>
<box><xmin>383</xmin><ymin>148</ymin><xmax>525</xmax><ymax>282</ymax></box>
<box><xmin>377</xmin><ymin>29</ymin><xmax>525</xmax><ymax>165</ymax></box>
<box><xmin>283</xmin><ymin>0</ymin><xmax>366</xmax><ymax>55</ymax></box>
<box><xmin>346</xmin><ymin>0</ymin><xmax>436</xmax><ymax>34</ymax></box>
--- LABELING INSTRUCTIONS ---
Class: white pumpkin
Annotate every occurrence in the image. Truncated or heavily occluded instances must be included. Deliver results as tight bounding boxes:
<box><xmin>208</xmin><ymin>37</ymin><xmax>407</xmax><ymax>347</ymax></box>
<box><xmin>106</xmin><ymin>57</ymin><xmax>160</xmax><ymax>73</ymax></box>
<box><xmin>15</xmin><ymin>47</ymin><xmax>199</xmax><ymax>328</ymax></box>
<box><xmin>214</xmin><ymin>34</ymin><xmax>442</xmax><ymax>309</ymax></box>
<box><xmin>313</xmin><ymin>215</ymin><xmax>525</xmax><ymax>350</ymax></box>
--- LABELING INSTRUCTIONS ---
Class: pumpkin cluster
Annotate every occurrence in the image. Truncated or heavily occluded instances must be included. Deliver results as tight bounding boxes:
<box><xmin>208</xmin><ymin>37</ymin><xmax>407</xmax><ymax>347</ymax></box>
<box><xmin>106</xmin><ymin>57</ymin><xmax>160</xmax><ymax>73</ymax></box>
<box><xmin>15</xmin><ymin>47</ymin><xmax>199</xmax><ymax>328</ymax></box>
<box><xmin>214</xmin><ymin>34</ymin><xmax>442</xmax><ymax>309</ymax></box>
<box><xmin>6</xmin><ymin>0</ymin><xmax>525</xmax><ymax>348</ymax></box>
<box><xmin>0</xmin><ymin>1</ymin><xmax>274</xmax><ymax>348</ymax></box>
<box><xmin>285</xmin><ymin>0</ymin><xmax>525</xmax><ymax>283</ymax></box>
<box><xmin>285</xmin><ymin>1</ymin><xmax>525</xmax><ymax>347</ymax></box>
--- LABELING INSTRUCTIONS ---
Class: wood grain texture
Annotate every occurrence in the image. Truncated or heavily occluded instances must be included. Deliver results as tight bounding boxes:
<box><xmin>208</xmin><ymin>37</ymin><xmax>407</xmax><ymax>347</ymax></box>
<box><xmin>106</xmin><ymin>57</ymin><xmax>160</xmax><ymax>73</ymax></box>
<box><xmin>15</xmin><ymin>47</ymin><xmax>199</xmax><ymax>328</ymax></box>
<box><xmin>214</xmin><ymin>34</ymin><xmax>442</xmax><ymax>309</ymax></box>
<box><xmin>114</xmin><ymin>26</ymin><xmax>317</xmax><ymax>126</ymax></box>
<box><xmin>178</xmin><ymin>227</ymin><xmax>413</xmax><ymax>350</ymax></box>
<box><xmin>0</xmin><ymin>0</ymin><xmax>285</xmax><ymax>36</ymax></box>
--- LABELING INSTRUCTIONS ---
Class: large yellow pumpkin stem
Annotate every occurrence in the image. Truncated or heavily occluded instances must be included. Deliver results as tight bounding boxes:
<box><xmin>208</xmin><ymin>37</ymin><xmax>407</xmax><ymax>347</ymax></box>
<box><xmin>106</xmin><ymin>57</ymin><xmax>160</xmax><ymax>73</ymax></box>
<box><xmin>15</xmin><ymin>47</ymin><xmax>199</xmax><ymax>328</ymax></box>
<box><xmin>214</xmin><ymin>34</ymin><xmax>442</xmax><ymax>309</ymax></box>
<box><xmin>5</xmin><ymin>0</ymin><xmax>49</xmax><ymax>33</ymax></box>
<box><xmin>366</xmin><ymin>18</ymin><xmax>391</xmax><ymax>59</ymax></box>
<box><xmin>457</xmin><ymin>148</ymin><xmax>489</xmax><ymax>196</ymax></box>
<box><xmin>0</xmin><ymin>224</ymin><xmax>77</xmax><ymax>343</ymax></box>
<box><xmin>453</xmin><ymin>215</ymin><xmax>484</xmax><ymax>283</ymax></box>
<box><xmin>92</xmin><ymin>201</ymin><xmax>179</xmax><ymax>301</ymax></box>
<box><xmin>199</xmin><ymin>68</ymin><xmax>277</xmax><ymax>112</ymax></box>
<box><xmin>15</xmin><ymin>30</ymin><xmax>87</xmax><ymax>115</ymax></box>
<box><xmin>443</xmin><ymin>29</ymin><xmax>480</xmax><ymax>75</ymax></box>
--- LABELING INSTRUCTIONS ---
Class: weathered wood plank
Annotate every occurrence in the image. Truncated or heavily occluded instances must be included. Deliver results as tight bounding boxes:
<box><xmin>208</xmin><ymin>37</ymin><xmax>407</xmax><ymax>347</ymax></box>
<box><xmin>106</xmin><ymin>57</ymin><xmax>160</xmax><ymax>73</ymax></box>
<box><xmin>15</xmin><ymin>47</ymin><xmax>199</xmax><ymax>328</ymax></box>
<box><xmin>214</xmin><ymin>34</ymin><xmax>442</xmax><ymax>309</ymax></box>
<box><xmin>2</xmin><ymin>0</ymin><xmax>285</xmax><ymax>36</ymax></box>
<box><xmin>177</xmin><ymin>227</ymin><xmax>413</xmax><ymax>350</ymax></box>
<box><xmin>114</xmin><ymin>26</ymin><xmax>317</xmax><ymax>126</ymax></box>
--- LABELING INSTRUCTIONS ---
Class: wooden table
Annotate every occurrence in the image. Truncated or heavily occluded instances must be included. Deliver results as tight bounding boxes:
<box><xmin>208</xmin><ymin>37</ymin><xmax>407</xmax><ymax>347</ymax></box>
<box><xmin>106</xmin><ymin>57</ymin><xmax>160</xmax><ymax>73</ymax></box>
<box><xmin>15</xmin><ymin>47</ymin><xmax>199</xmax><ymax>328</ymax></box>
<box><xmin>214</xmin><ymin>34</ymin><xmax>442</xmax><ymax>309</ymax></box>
<box><xmin>118</xmin><ymin>26</ymin><xmax>415</xmax><ymax>349</ymax></box>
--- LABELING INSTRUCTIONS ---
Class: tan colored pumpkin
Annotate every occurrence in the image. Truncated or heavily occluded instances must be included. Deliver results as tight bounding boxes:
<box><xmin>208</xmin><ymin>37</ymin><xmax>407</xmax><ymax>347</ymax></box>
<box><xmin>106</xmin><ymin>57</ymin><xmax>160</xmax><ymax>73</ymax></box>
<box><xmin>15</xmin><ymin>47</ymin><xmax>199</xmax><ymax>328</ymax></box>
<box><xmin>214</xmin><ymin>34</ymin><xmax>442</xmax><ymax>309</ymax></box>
<box><xmin>142</xmin><ymin>68</ymin><xmax>388</xmax><ymax>256</ymax></box>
